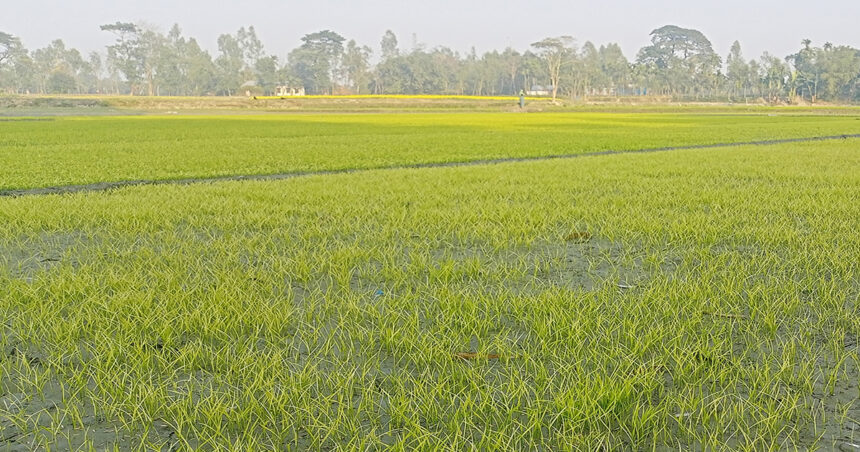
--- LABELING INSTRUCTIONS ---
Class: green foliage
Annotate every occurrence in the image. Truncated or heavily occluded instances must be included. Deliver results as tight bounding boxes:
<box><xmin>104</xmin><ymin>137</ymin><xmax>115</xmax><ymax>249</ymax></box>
<box><xmin>1</xmin><ymin>112</ymin><xmax>859</xmax><ymax>191</ymax></box>
<box><xmin>46</xmin><ymin>72</ymin><xmax>76</xmax><ymax>93</ymax></box>
<box><xmin>24</xmin><ymin>39</ymin><xmax>94</xmax><ymax>95</ymax></box>
<box><xmin>788</xmin><ymin>41</ymin><xmax>860</xmax><ymax>103</ymax></box>
<box><xmin>531</xmin><ymin>36</ymin><xmax>576</xmax><ymax>99</ymax></box>
<box><xmin>380</xmin><ymin>30</ymin><xmax>399</xmax><ymax>61</ymax></box>
<box><xmin>100</xmin><ymin>22</ymin><xmax>145</xmax><ymax>93</ymax></box>
<box><xmin>0</xmin><ymin>31</ymin><xmax>20</xmax><ymax>65</ymax></box>
<box><xmin>1</xmin><ymin>23</ymin><xmax>859</xmax><ymax>102</ymax></box>
<box><xmin>636</xmin><ymin>25</ymin><xmax>723</xmax><ymax>97</ymax></box>
<box><xmin>726</xmin><ymin>41</ymin><xmax>753</xmax><ymax>100</ymax></box>
<box><xmin>342</xmin><ymin>40</ymin><xmax>372</xmax><ymax>94</ymax></box>
<box><xmin>288</xmin><ymin>30</ymin><xmax>346</xmax><ymax>95</ymax></box>
<box><xmin>0</xmin><ymin>31</ymin><xmax>30</xmax><ymax>93</ymax></box>
<box><xmin>0</xmin><ymin>128</ymin><xmax>858</xmax><ymax>448</ymax></box>
<box><xmin>759</xmin><ymin>52</ymin><xmax>790</xmax><ymax>102</ymax></box>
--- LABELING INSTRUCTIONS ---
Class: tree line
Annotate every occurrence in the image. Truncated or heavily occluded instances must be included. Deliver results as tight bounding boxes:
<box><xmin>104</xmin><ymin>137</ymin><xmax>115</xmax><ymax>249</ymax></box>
<box><xmin>0</xmin><ymin>24</ymin><xmax>858</xmax><ymax>103</ymax></box>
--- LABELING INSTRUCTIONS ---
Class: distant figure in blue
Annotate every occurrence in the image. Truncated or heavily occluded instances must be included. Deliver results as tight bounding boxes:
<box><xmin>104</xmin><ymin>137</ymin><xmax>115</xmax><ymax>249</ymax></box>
<box><xmin>519</xmin><ymin>90</ymin><xmax>525</xmax><ymax>109</ymax></box>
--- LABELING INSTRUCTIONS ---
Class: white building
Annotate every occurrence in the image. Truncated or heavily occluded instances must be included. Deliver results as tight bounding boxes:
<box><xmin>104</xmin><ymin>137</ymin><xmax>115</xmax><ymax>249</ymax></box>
<box><xmin>275</xmin><ymin>86</ymin><xmax>306</xmax><ymax>96</ymax></box>
<box><xmin>526</xmin><ymin>85</ymin><xmax>553</xmax><ymax>96</ymax></box>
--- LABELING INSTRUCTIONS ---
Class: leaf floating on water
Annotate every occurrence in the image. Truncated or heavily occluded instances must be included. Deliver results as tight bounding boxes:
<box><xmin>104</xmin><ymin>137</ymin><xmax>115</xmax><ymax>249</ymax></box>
<box><xmin>565</xmin><ymin>231</ymin><xmax>591</xmax><ymax>243</ymax></box>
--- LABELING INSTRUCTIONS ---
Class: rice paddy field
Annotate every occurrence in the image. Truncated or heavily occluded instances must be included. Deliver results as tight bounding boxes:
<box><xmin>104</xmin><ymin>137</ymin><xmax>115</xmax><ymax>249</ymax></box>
<box><xmin>1</xmin><ymin>100</ymin><xmax>860</xmax><ymax>450</ymax></box>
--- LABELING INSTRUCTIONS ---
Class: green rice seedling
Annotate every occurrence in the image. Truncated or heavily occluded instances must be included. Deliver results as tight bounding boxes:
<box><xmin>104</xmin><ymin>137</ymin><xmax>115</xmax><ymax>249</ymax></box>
<box><xmin>0</xmin><ymin>112</ymin><xmax>858</xmax><ymax>191</ymax></box>
<box><xmin>0</xmin><ymin>130</ymin><xmax>858</xmax><ymax>449</ymax></box>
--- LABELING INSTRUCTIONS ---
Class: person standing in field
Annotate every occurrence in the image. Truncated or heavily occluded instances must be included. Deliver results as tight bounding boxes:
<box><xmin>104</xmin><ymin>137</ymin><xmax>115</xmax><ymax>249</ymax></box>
<box><xmin>519</xmin><ymin>90</ymin><xmax>525</xmax><ymax>109</ymax></box>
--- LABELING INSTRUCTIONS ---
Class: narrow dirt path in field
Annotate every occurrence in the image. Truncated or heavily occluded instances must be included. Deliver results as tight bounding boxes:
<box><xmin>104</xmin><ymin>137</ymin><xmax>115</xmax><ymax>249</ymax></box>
<box><xmin>2</xmin><ymin>134</ymin><xmax>858</xmax><ymax>198</ymax></box>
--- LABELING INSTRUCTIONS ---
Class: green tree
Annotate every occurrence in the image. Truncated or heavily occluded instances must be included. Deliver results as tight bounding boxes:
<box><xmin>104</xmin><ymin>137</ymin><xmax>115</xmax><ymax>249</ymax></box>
<box><xmin>531</xmin><ymin>36</ymin><xmax>575</xmax><ymax>100</ymax></box>
<box><xmin>577</xmin><ymin>41</ymin><xmax>603</xmax><ymax>97</ymax></box>
<box><xmin>432</xmin><ymin>47</ymin><xmax>463</xmax><ymax>94</ymax></box>
<box><xmin>519</xmin><ymin>51</ymin><xmax>547</xmax><ymax>95</ymax></box>
<box><xmin>288</xmin><ymin>30</ymin><xmax>345</xmax><ymax>94</ymax></box>
<box><xmin>343</xmin><ymin>40</ymin><xmax>371</xmax><ymax>93</ymax></box>
<box><xmin>154</xmin><ymin>24</ymin><xmax>186</xmax><ymax>95</ymax></box>
<box><xmin>213</xmin><ymin>26</ymin><xmax>268</xmax><ymax>95</ymax></box>
<box><xmin>636</xmin><ymin>25</ymin><xmax>721</xmax><ymax>97</ymax></box>
<box><xmin>380</xmin><ymin>30</ymin><xmax>398</xmax><ymax>61</ymax></box>
<box><xmin>47</xmin><ymin>72</ymin><xmax>76</xmax><ymax>93</ymax></box>
<box><xmin>215</xmin><ymin>33</ymin><xmax>243</xmax><ymax>95</ymax></box>
<box><xmin>462</xmin><ymin>47</ymin><xmax>485</xmax><ymax>95</ymax></box>
<box><xmin>787</xmin><ymin>39</ymin><xmax>821</xmax><ymax>102</ymax></box>
<box><xmin>139</xmin><ymin>29</ymin><xmax>167</xmax><ymax>95</ymax></box>
<box><xmin>31</xmin><ymin>39</ymin><xmax>91</xmax><ymax>94</ymax></box>
<box><xmin>746</xmin><ymin>58</ymin><xmax>761</xmax><ymax>99</ymax></box>
<box><xmin>85</xmin><ymin>52</ymin><xmax>103</xmax><ymax>93</ymax></box>
<box><xmin>818</xmin><ymin>43</ymin><xmax>860</xmax><ymax>102</ymax></box>
<box><xmin>759</xmin><ymin>52</ymin><xmax>788</xmax><ymax>102</ymax></box>
<box><xmin>183</xmin><ymin>38</ymin><xmax>216</xmax><ymax>95</ymax></box>
<box><xmin>374</xmin><ymin>30</ymin><xmax>403</xmax><ymax>94</ymax></box>
<box><xmin>599</xmin><ymin>43</ymin><xmax>630</xmax><ymax>95</ymax></box>
<box><xmin>157</xmin><ymin>25</ymin><xmax>216</xmax><ymax>96</ymax></box>
<box><xmin>255</xmin><ymin>55</ymin><xmax>280</xmax><ymax>94</ymax></box>
<box><xmin>501</xmin><ymin>48</ymin><xmax>522</xmax><ymax>95</ymax></box>
<box><xmin>726</xmin><ymin>41</ymin><xmax>751</xmax><ymax>101</ymax></box>
<box><xmin>100</xmin><ymin>22</ymin><xmax>145</xmax><ymax>95</ymax></box>
<box><xmin>480</xmin><ymin>49</ymin><xmax>512</xmax><ymax>95</ymax></box>
<box><xmin>237</xmin><ymin>26</ymin><xmax>264</xmax><ymax>71</ymax></box>
<box><xmin>0</xmin><ymin>31</ymin><xmax>29</xmax><ymax>93</ymax></box>
<box><xmin>0</xmin><ymin>31</ymin><xmax>22</xmax><ymax>66</ymax></box>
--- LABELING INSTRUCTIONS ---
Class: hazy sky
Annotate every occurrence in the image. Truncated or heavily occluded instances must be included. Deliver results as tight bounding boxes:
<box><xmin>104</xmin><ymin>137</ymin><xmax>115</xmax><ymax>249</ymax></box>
<box><xmin>3</xmin><ymin>0</ymin><xmax>859</xmax><ymax>64</ymax></box>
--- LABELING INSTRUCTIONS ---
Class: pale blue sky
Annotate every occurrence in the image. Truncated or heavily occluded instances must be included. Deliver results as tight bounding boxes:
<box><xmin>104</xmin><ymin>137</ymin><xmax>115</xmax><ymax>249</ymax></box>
<box><xmin>4</xmin><ymin>0</ymin><xmax>859</xmax><ymax>63</ymax></box>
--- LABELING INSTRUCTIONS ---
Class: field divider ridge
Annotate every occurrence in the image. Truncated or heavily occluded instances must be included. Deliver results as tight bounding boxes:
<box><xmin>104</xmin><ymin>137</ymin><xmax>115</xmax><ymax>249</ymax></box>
<box><xmin>3</xmin><ymin>134</ymin><xmax>858</xmax><ymax>198</ymax></box>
